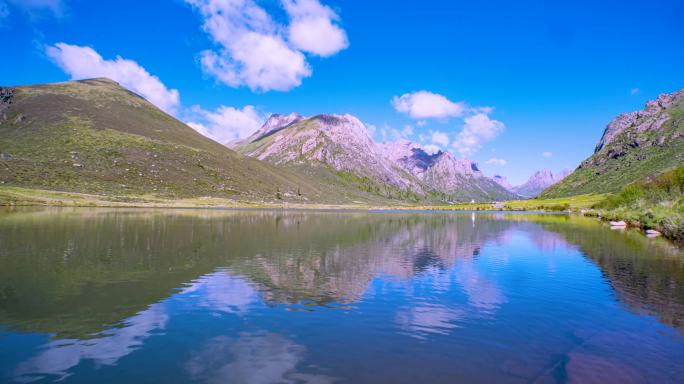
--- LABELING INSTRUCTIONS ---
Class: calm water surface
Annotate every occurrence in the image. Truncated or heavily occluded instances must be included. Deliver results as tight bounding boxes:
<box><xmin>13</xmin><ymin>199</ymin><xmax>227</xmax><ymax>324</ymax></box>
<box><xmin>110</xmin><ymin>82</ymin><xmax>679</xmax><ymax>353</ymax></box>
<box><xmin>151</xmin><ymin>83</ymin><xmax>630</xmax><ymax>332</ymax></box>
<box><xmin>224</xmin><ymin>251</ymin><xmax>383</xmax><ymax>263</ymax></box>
<box><xmin>1</xmin><ymin>208</ymin><xmax>683</xmax><ymax>383</ymax></box>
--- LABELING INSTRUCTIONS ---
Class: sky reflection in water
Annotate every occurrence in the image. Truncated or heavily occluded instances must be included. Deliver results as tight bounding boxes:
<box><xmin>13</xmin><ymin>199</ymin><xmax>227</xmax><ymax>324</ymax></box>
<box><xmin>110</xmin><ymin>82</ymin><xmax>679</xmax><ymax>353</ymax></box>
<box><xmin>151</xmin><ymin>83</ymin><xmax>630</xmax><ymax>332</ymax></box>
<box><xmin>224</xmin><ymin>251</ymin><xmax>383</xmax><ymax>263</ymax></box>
<box><xmin>1</xmin><ymin>208</ymin><xmax>683</xmax><ymax>383</ymax></box>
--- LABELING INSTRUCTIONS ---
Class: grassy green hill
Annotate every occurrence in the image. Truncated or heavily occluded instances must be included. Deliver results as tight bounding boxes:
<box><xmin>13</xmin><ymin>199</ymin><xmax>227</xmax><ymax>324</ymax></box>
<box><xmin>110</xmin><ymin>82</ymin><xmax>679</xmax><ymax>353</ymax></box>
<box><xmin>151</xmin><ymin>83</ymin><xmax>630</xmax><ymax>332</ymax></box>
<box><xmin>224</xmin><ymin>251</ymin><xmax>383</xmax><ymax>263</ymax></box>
<box><xmin>542</xmin><ymin>89</ymin><xmax>684</xmax><ymax>198</ymax></box>
<box><xmin>0</xmin><ymin>78</ymin><xmax>481</xmax><ymax>205</ymax></box>
<box><xmin>0</xmin><ymin>78</ymin><xmax>334</xmax><ymax>202</ymax></box>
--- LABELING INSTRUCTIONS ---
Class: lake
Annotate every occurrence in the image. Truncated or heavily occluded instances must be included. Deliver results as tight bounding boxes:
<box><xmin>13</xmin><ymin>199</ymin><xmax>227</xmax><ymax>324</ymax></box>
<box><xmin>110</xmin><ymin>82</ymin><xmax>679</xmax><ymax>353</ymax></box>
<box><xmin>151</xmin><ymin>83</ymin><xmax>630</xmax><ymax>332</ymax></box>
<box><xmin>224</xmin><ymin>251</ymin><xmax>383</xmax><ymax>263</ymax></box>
<box><xmin>1</xmin><ymin>208</ymin><xmax>683</xmax><ymax>383</ymax></box>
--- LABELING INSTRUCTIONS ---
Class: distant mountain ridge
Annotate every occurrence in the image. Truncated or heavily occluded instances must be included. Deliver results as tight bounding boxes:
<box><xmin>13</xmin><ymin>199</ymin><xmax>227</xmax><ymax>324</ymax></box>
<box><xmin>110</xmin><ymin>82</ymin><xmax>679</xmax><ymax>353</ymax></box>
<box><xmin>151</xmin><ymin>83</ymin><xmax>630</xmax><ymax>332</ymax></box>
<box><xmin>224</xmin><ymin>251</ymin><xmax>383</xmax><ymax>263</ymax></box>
<box><xmin>231</xmin><ymin>113</ymin><xmax>422</xmax><ymax>194</ymax></box>
<box><xmin>379</xmin><ymin>140</ymin><xmax>517</xmax><ymax>201</ymax></box>
<box><xmin>492</xmin><ymin>174</ymin><xmax>513</xmax><ymax>191</ymax></box>
<box><xmin>232</xmin><ymin>116</ymin><xmax>517</xmax><ymax>201</ymax></box>
<box><xmin>512</xmin><ymin>169</ymin><xmax>570</xmax><ymax>197</ymax></box>
<box><xmin>542</xmin><ymin>88</ymin><xmax>684</xmax><ymax>198</ymax></box>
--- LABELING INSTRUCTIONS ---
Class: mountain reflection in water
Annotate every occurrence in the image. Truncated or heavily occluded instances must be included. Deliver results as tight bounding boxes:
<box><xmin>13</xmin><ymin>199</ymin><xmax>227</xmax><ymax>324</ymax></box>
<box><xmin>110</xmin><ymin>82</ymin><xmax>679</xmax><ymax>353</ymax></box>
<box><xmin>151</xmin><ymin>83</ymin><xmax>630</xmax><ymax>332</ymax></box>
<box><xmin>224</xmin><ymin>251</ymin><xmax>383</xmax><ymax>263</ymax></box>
<box><xmin>0</xmin><ymin>208</ymin><xmax>683</xmax><ymax>383</ymax></box>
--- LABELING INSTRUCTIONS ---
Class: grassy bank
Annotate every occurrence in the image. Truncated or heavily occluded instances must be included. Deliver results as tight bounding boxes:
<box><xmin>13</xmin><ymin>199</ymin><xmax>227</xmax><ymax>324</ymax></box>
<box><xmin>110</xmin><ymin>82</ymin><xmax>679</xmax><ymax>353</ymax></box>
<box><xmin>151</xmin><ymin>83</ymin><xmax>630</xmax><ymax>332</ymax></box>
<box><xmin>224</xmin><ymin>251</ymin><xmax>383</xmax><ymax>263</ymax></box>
<box><xmin>592</xmin><ymin>167</ymin><xmax>684</xmax><ymax>241</ymax></box>
<box><xmin>5</xmin><ymin>183</ymin><xmax>682</xmax><ymax>243</ymax></box>
<box><xmin>433</xmin><ymin>194</ymin><xmax>605</xmax><ymax>212</ymax></box>
<box><xmin>0</xmin><ymin>185</ymin><xmax>605</xmax><ymax>211</ymax></box>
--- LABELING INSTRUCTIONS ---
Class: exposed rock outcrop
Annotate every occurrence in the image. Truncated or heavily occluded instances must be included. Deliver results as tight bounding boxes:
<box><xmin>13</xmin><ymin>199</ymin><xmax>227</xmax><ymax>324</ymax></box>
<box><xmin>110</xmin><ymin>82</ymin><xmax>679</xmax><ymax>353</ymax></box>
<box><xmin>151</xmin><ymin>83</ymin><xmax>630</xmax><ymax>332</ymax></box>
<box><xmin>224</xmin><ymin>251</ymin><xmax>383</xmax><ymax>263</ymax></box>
<box><xmin>594</xmin><ymin>89</ymin><xmax>684</xmax><ymax>153</ymax></box>
<box><xmin>492</xmin><ymin>174</ymin><xmax>513</xmax><ymax>191</ymax></box>
<box><xmin>233</xmin><ymin>115</ymin><xmax>517</xmax><ymax>201</ymax></box>
<box><xmin>542</xmin><ymin>87</ymin><xmax>684</xmax><ymax>198</ymax></box>
<box><xmin>380</xmin><ymin>140</ymin><xmax>517</xmax><ymax>201</ymax></box>
<box><xmin>0</xmin><ymin>87</ymin><xmax>15</xmax><ymax>121</ymax></box>
<box><xmin>232</xmin><ymin>114</ymin><xmax>422</xmax><ymax>192</ymax></box>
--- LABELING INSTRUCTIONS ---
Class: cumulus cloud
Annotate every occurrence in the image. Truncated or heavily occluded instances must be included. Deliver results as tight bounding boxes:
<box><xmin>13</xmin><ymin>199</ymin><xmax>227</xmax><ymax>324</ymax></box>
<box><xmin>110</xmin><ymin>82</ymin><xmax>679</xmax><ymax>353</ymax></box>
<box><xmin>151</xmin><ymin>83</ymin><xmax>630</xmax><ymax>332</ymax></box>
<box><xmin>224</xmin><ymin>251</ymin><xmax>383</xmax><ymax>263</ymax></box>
<box><xmin>422</xmin><ymin>144</ymin><xmax>442</xmax><ymax>155</ymax></box>
<box><xmin>283</xmin><ymin>0</ymin><xmax>348</xmax><ymax>57</ymax></box>
<box><xmin>391</xmin><ymin>91</ymin><xmax>465</xmax><ymax>119</ymax></box>
<box><xmin>187</xmin><ymin>105</ymin><xmax>266</xmax><ymax>144</ymax></box>
<box><xmin>46</xmin><ymin>43</ymin><xmax>181</xmax><ymax>114</ymax></box>
<box><xmin>452</xmin><ymin>113</ymin><xmax>505</xmax><ymax>157</ymax></box>
<box><xmin>391</xmin><ymin>124</ymin><xmax>414</xmax><ymax>140</ymax></box>
<box><xmin>542</xmin><ymin>151</ymin><xmax>553</xmax><ymax>158</ymax></box>
<box><xmin>430</xmin><ymin>130</ymin><xmax>449</xmax><ymax>147</ymax></box>
<box><xmin>186</xmin><ymin>0</ymin><xmax>346</xmax><ymax>92</ymax></box>
<box><xmin>485</xmin><ymin>157</ymin><xmax>507</xmax><ymax>166</ymax></box>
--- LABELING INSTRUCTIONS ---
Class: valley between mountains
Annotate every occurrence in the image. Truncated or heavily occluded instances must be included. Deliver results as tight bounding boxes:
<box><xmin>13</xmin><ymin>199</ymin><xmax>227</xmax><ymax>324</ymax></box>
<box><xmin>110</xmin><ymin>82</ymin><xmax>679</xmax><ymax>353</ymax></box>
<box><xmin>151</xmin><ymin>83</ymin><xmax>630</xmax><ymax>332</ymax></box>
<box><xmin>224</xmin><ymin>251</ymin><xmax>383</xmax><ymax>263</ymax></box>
<box><xmin>0</xmin><ymin>78</ymin><xmax>683</xmax><ymax>210</ymax></box>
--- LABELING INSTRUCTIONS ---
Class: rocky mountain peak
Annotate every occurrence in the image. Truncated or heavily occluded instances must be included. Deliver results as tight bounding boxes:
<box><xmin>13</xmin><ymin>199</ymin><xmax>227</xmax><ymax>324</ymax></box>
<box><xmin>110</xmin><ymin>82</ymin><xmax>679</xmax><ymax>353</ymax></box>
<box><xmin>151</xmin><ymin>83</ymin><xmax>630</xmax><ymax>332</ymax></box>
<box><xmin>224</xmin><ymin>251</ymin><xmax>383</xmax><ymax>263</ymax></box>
<box><xmin>513</xmin><ymin>169</ymin><xmax>570</xmax><ymax>197</ymax></box>
<box><xmin>233</xmin><ymin>115</ymin><xmax>516</xmax><ymax>202</ymax></box>
<box><xmin>253</xmin><ymin>113</ymin><xmax>305</xmax><ymax>140</ymax></box>
<box><xmin>311</xmin><ymin>113</ymin><xmax>370</xmax><ymax>138</ymax></box>
<box><xmin>595</xmin><ymin>88</ymin><xmax>684</xmax><ymax>152</ymax></box>
<box><xmin>492</xmin><ymin>174</ymin><xmax>513</xmax><ymax>191</ymax></box>
<box><xmin>380</xmin><ymin>140</ymin><xmax>436</xmax><ymax>174</ymax></box>
<box><xmin>432</xmin><ymin>151</ymin><xmax>483</xmax><ymax>177</ymax></box>
<box><xmin>542</xmin><ymin>87</ymin><xmax>684</xmax><ymax>198</ymax></box>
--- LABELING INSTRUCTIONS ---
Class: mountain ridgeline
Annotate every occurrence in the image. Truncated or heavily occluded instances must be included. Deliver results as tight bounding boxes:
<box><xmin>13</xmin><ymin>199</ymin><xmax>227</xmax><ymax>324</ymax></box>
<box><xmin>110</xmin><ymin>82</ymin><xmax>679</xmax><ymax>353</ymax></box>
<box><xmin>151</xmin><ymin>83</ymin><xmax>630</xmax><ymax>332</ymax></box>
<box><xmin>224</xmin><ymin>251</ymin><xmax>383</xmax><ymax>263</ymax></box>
<box><xmin>512</xmin><ymin>169</ymin><xmax>570</xmax><ymax>197</ymax></box>
<box><xmin>230</xmin><ymin>114</ymin><xmax>518</xmax><ymax>202</ymax></box>
<box><xmin>0</xmin><ymin>78</ymin><xmax>516</xmax><ymax>204</ymax></box>
<box><xmin>9</xmin><ymin>77</ymin><xmax>674</xmax><ymax>204</ymax></box>
<box><xmin>542</xmin><ymin>88</ymin><xmax>684</xmax><ymax>198</ymax></box>
<box><xmin>0</xmin><ymin>78</ymin><xmax>327</xmax><ymax>202</ymax></box>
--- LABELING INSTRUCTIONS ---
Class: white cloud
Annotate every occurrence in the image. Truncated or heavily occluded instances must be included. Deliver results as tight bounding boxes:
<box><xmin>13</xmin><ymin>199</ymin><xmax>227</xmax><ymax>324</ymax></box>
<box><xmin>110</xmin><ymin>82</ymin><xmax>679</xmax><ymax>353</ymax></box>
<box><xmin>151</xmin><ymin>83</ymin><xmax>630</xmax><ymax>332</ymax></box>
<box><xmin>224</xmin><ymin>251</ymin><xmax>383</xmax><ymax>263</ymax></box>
<box><xmin>630</xmin><ymin>87</ymin><xmax>640</xmax><ymax>96</ymax></box>
<box><xmin>283</xmin><ymin>0</ymin><xmax>348</xmax><ymax>57</ymax></box>
<box><xmin>186</xmin><ymin>0</ymin><xmax>346</xmax><ymax>92</ymax></box>
<box><xmin>416</xmin><ymin>120</ymin><xmax>427</xmax><ymax>127</ymax></box>
<box><xmin>422</xmin><ymin>144</ymin><xmax>442</xmax><ymax>155</ymax></box>
<box><xmin>391</xmin><ymin>124</ymin><xmax>414</xmax><ymax>140</ymax></box>
<box><xmin>485</xmin><ymin>157</ymin><xmax>507</xmax><ymax>166</ymax></box>
<box><xmin>198</xmin><ymin>37</ymin><xmax>310</xmax><ymax>92</ymax></box>
<box><xmin>542</xmin><ymin>151</ymin><xmax>553</xmax><ymax>158</ymax></box>
<box><xmin>430</xmin><ymin>130</ymin><xmax>449</xmax><ymax>147</ymax></box>
<box><xmin>186</xmin><ymin>122</ymin><xmax>211</xmax><ymax>137</ymax></box>
<box><xmin>472</xmin><ymin>106</ymin><xmax>494</xmax><ymax>114</ymax></box>
<box><xmin>452</xmin><ymin>113</ymin><xmax>505</xmax><ymax>157</ymax></box>
<box><xmin>46</xmin><ymin>43</ymin><xmax>181</xmax><ymax>114</ymax></box>
<box><xmin>391</xmin><ymin>91</ymin><xmax>465</xmax><ymax>119</ymax></box>
<box><xmin>187</xmin><ymin>105</ymin><xmax>266</xmax><ymax>144</ymax></box>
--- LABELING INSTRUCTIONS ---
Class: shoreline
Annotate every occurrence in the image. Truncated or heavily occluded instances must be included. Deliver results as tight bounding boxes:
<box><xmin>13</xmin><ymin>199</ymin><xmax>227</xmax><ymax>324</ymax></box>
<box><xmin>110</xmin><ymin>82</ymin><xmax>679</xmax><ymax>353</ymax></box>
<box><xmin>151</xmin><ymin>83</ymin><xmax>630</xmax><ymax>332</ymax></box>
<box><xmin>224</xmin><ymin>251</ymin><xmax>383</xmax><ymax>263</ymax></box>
<box><xmin>0</xmin><ymin>185</ymin><xmax>604</xmax><ymax>211</ymax></box>
<box><xmin>2</xmin><ymin>185</ymin><xmax>681</xmax><ymax>243</ymax></box>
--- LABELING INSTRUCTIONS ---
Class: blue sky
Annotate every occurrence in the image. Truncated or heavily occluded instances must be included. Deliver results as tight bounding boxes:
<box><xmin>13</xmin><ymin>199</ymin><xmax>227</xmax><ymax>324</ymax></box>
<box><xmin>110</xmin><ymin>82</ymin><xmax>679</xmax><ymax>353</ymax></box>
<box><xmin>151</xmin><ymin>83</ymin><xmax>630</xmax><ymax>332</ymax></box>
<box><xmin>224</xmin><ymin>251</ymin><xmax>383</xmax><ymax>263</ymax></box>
<box><xmin>2</xmin><ymin>0</ymin><xmax>683</xmax><ymax>184</ymax></box>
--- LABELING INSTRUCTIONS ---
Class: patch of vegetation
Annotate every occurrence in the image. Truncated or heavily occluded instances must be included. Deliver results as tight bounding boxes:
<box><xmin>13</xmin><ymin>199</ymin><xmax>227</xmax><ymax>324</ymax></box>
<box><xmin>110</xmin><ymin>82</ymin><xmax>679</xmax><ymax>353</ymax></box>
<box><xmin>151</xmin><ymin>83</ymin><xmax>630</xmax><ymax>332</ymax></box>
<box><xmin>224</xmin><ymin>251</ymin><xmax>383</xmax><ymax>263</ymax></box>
<box><xmin>594</xmin><ymin>167</ymin><xmax>684</xmax><ymax>241</ymax></box>
<box><xmin>403</xmin><ymin>194</ymin><xmax>605</xmax><ymax>212</ymax></box>
<box><xmin>335</xmin><ymin>171</ymin><xmax>421</xmax><ymax>202</ymax></box>
<box><xmin>0</xmin><ymin>78</ymin><xmax>341</xmax><ymax>203</ymax></box>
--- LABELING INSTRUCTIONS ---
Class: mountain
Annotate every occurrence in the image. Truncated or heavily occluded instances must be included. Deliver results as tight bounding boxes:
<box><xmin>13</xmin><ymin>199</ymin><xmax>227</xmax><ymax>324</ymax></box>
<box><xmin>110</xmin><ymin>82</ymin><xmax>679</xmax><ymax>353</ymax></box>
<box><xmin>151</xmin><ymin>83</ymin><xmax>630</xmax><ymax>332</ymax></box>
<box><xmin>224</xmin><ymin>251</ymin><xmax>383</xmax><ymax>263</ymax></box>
<box><xmin>380</xmin><ymin>140</ymin><xmax>518</xmax><ymax>201</ymax></box>
<box><xmin>542</xmin><ymin>88</ymin><xmax>684</xmax><ymax>198</ymax></box>
<box><xmin>0</xmin><ymin>78</ymin><xmax>520</xmax><ymax>204</ymax></box>
<box><xmin>492</xmin><ymin>174</ymin><xmax>513</xmax><ymax>191</ymax></box>
<box><xmin>513</xmin><ymin>169</ymin><xmax>570</xmax><ymax>197</ymax></box>
<box><xmin>0</xmin><ymin>78</ymin><xmax>322</xmax><ymax>201</ymax></box>
<box><xmin>230</xmin><ymin>114</ymin><xmax>424</xmax><ymax>199</ymax></box>
<box><xmin>227</xmin><ymin>112</ymin><xmax>306</xmax><ymax>148</ymax></box>
<box><xmin>233</xmin><ymin>116</ymin><xmax>516</xmax><ymax>202</ymax></box>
